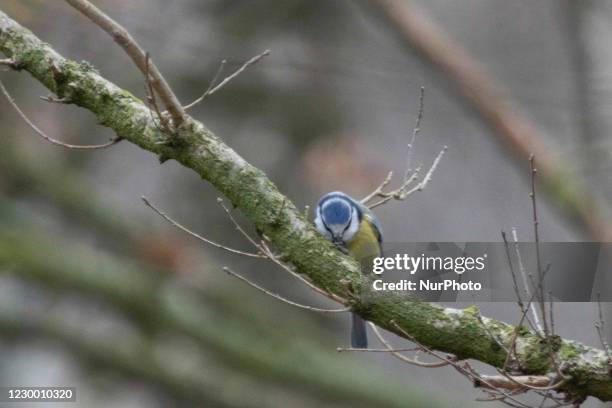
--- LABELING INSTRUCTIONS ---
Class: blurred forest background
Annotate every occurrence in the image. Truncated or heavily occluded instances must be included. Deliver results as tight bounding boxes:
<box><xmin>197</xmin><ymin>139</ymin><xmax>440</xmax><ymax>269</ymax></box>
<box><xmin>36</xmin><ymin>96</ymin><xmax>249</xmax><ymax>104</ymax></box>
<box><xmin>1</xmin><ymin>0</ymin><xmax>612</xmax><ymax>407</ymax></box>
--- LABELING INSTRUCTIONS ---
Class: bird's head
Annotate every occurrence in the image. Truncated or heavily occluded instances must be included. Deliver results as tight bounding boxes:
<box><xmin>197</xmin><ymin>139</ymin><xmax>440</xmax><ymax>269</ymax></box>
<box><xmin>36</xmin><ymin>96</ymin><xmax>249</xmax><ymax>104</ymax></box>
<box><xmin>314</xmin><ymin>191</ymin><xmax>362</xmax><ymax>246</ymax></box>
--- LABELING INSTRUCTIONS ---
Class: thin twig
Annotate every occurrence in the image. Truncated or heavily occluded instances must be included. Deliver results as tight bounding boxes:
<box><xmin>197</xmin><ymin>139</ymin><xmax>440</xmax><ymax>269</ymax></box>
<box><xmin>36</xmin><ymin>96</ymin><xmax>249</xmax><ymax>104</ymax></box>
<box><xmin>512</xmin><ymin>227</ymin><xmax>543</xmax><ymax>334</ymax></box>
<box><xmin>361</xmin><ymin>87</ymin><xmax>446</xmax><ymax>209</ymax></box>
<box><xmin>503</xmin><ymin>290</ymin><xmax>540</xmax><ymax>372</ymax></box>
<box><xmin>216</xmin><ymin>197</ymin><xmax>347</xmax><ymax>304</ymax></box>
<box><xmin>416</xmin><ymin>145</ymin><xmax>447</xmax><ymax>191</ymax></box>
<box><xmin>367</xmin><ymin>146</ymin><xmax>447</xmax><ymax>209</ymax></box>
<box><xmin>223</xmin><ymin>267</ymin><xmax>349</xmax><ymax>313</ymax></box>
<box><xmin>183</xmin><ymin>50</ymin><xmax>270</xmax><ymax>110</ymax></box>
<box><xmin>217</xmin><ymin>198</ymin><xmax>263</xmax><ymax>250</ymax></box>
<box><xmin>336</xmin><ymin>346</ymin><xmax>419</xmax><ymax>353</ymax></box>
<box><xmin>259</xmin><ymin>241</ymin><xmax>347</xmax><ymax>304</ymax></box>
<box><xmin>404</xmin><ymin>86</ymin><xmax>425</xmax><ymax>180</ymax></box>
<box><xmin>144</xmin><ymin>53</ymin><xmax>172</xmax><ymax>135</ymax></box>
<box><xmin>530</xmin><ymin>155</ymin><xmax>549</xmax><ymax>336</ymax></box>
<box><xmin>548</xmin><ymin>291</ymin><xmax>555</xmax><ymax>337</ymax></box>
<box><xmin>64</xmin><ymin>0</ymin><xmax>185</xmax><ymax>126</ymax></box>
<box><xmin>0</xmin><ymin>58</ymin><xmax>19</xmax><ymax>70</ymax></box>
<box><xmin>362</xmin><ymin>166</ymin><xmax>421</xmax><ymax>209</ymax></box>
<box><xmin>0</xmin><ymin>80</ymin><xmax>121</xmax><ymax>149</ymax></box>
<box><xmin>502</xmin><ymin>230</ymin><xmax>526</xmax><ymax>312</ymax></box>
<box><xmin>480</xmin><ymin>374</ymin><xmax>564</xmax><ymax>392</ymax></box>
<box><xmin>185</xmin><ymin>58</ymin><xmax>227</xmax><ymax>111</ymax></box>
<box><xmin>361</xmin><ymin>171</ymin><xmax>393</xmax><ymax>204</ymax></box>
<box><xmin>141</xmin><ymin>196</ymin><xmax>264</xmax><ymax>258</ymax></box>
<box><xmin>595</xmin><ymin>293</ymin><xmax>612</xmax><ymax>365</ymax></box>
<box><xmin>40</xmin><ymin>95</ymin><xmax>72</xmax><ymax>104</ymax></box>
<box><xmin>368</xmin><ymin>322</ymin><xmax>449</xmax><ymax>367</ymax></box>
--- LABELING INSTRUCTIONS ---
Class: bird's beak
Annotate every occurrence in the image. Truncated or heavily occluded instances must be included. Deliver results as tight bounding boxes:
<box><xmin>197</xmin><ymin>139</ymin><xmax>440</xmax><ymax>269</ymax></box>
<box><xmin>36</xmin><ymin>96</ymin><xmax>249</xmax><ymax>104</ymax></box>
<box><xmin>333</xmin><ymin>240</ymin><xmax>349</xmax><ymax>255</ymax></box>
<box><xmin>332</xmin><ymin>235</ymin><xmax>342</xmax><ymax>245</ymax></box>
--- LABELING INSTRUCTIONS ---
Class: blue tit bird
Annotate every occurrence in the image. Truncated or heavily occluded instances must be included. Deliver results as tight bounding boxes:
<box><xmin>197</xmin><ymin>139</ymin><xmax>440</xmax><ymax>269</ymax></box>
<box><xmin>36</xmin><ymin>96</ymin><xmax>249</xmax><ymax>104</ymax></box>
<box><xmin>314</xmin><ymin>191</ymin><xmax>382</xmax><ymax>349</ymax></box>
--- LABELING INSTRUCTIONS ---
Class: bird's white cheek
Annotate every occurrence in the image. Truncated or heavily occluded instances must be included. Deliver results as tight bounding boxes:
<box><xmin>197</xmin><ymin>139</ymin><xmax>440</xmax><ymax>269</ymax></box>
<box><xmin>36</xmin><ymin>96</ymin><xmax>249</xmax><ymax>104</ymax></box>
<box><xmin>343</xmin><ymin>215</ymin><xmax>360</xmax><ymax>242</ymax></box>
<box><xmin>314</xmin><ymin>217</ymin><xmax>332</xmax><ymax>240</ymax></box>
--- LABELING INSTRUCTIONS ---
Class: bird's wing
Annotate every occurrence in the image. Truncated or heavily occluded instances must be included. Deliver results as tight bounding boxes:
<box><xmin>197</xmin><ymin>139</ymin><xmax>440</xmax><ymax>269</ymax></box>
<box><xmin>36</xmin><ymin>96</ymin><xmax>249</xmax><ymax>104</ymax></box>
<box><xmin>361</xmin><ymin>206</ymin><xmax>383</xmax><ymax>245</ymax></box>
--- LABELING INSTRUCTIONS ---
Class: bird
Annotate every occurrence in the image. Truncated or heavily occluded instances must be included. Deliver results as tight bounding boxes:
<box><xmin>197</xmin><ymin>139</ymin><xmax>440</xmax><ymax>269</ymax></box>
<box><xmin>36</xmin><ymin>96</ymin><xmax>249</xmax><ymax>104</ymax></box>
<box><xmin>314</xmin><ymin>191</ymin><xmax>382</xmax><ymax>348</ymax></box>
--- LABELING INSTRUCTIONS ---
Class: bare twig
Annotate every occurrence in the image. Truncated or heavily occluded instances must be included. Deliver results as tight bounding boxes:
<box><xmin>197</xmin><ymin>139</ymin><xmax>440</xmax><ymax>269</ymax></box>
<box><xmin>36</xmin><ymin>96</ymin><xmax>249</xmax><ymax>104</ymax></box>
<box><xmin>183</xmin><ymin>50</ymin><xmax>270</xmax><ymax>110</ymax></box>
<box><xmin>404</xmin><ymin>86</ymin><xmax>425</xmax><ymax>180</ymax></box>
<box><xmin>40</xmin><ymin>95</ymin><xmax>71</xmax><ymax>104</ymax></box>
<box><xmin>0</xmin><ymin>58</ymin><xmax>19</xmax><ymax>69</ymax></box>
<box><xmin>361</xmin><ymin>171</ymin><xmax>394</xmax><ymax>204</ymax></box>
<box><xmin>530</xmin><ymin>155</ymin><xmax>548</xmax><ymax>336</ymax></box>
<box><xmin>414</xmin><ymin>145</ymin><xmax>447</xmax><ymax>191</ymax></box>
<box><xmin>141</xmin><ymin>196</ymin><xmax>264</xmax><ymax>258</ymax></box>
<box><xmin>511</xmin><ymin>227</ymin><xmax>543</xmax><ymax>334</ymax></box>
<box><xmin>368</xmin><ymin>322</ymin><xmax>450</xmax><ymax>367</ymax></box>
<box><xmin>494</xmin><ymin>366</ymin><xmax>567</xmax><ymax>392</ymax></box>
<box><xmin>1</xmin><ymin>80</ymin><xmax>121</xmax><ymax>149</ymax></box>
<box><xmin>502</xmin><ymin>230</ymin><xmax>526</xmax><ymax>313</ymax></box>
<box><xmin>259</xmin><ymin>241</ymin><xmax>347</xmax><ymax>304</ymax></box>
<box><xmin>217</xmin><ymin>198</ymin><xmax>347</xmax><ymax>304</ymax></box>
<box><xmin>549</xmin><ymin>291</ymin><xmax>555</xmax><ymax>337</ymax></box>
<box><xmin>361</xmin><ymin>86</ymin><xmax>446</xmax><ymax>209</ymax></box>
<box><xmin>367</xmin><ymin>146</ymin><xmax>446</xmax><ymax>209</ymax></box>
<box><xmin>217</xmin><ymin>198</ymin><xmax>263</xmax><ymax>250</ymax></box>
<box><xmin>64</xmin><ymin>0</ymin><xmax>185</xmax><ymax>126</ymax></box>
<box><xmin>223</xmin><ymin>267</ymin><xmax>350</xmax><ymax>313</ymax></box>
<box><xmin>214</xmin><ymin>198</ymin><xmax>347</xmax><ymax>305</ymax></box>
<box><xmin>596</xmin><ymin>293</ymin><xmax>612</xmax><ymax>365</ymax></box>
<box><xmin>142</xmin><ymin>195</ymin><xmax>348</xmax><ymax>313</ymax></box>
<box><xmin>144</xmin><ymin>53</ymin><xmax>172</xmax><ymax>135</ymax></box>
<box><xmin>503</xmin><ymin>290</ymin><xmax>540</xmax><ymax>372</ymax></box>
<box><xmin>184</xmin><ymin>58</ymin><xmax>228</xmax><ymax>112</ymax></box>
<box><xmin>337</xmin><ymin>346</ymin><xmax>419</xmax><ymax>353</ymax></box>
<box><xmin>478</xmin><ymin>375</ymin><xmax>561</xmax><ymax>392</ymax></box>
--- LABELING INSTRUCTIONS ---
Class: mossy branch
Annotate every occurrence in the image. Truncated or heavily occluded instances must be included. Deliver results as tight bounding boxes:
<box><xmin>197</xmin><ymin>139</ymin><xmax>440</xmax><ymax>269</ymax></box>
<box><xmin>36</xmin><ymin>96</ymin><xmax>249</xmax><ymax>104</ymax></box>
<box><xmin>1</xmin><ymin>9</ymin><xmax>611</xmax><ymax>401</ymax></box>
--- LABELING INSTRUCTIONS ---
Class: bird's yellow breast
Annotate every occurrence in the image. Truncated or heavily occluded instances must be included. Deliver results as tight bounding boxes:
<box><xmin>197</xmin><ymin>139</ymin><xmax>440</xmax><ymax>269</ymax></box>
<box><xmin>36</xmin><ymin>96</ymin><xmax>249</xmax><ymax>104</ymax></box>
<box><xmin>347</xmin><ymin>218</ymin><xmax>381</xmax><ymax>261</ymax></box>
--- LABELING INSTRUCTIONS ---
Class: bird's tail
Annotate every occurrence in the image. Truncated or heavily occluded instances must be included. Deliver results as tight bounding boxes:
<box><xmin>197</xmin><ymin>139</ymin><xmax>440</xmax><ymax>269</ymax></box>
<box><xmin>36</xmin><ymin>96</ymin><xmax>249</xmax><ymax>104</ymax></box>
<box><xmin>351</xmin><ymin>313</ymin><xmax>368</xmax><ymax>348</ymax></box>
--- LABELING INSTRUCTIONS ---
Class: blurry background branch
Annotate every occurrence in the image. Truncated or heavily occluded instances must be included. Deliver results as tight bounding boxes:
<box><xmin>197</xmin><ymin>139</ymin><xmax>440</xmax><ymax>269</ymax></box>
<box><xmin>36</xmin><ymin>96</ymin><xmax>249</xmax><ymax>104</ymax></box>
<box><xmin>0</xmin><ymin>311</ymin><xmax>264</xmax><ymax>408</ymax></box>
<box><xmin>363</xmin><ymin>0</ymin><xmax>612</xmax><ymax>241</ymax></box>
<box><xmin>0</xmin><ymin>223</ymin><xmax>440</xmax><ymax>408</ymax></box>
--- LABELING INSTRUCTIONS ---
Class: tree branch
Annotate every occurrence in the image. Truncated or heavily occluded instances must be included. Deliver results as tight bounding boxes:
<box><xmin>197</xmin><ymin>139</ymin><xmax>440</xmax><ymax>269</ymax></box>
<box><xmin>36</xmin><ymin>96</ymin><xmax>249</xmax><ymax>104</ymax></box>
<box><xmin>2</xmin><ymin>9</ymin><xmax>612</xmax><ymax>401</ymax></box>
